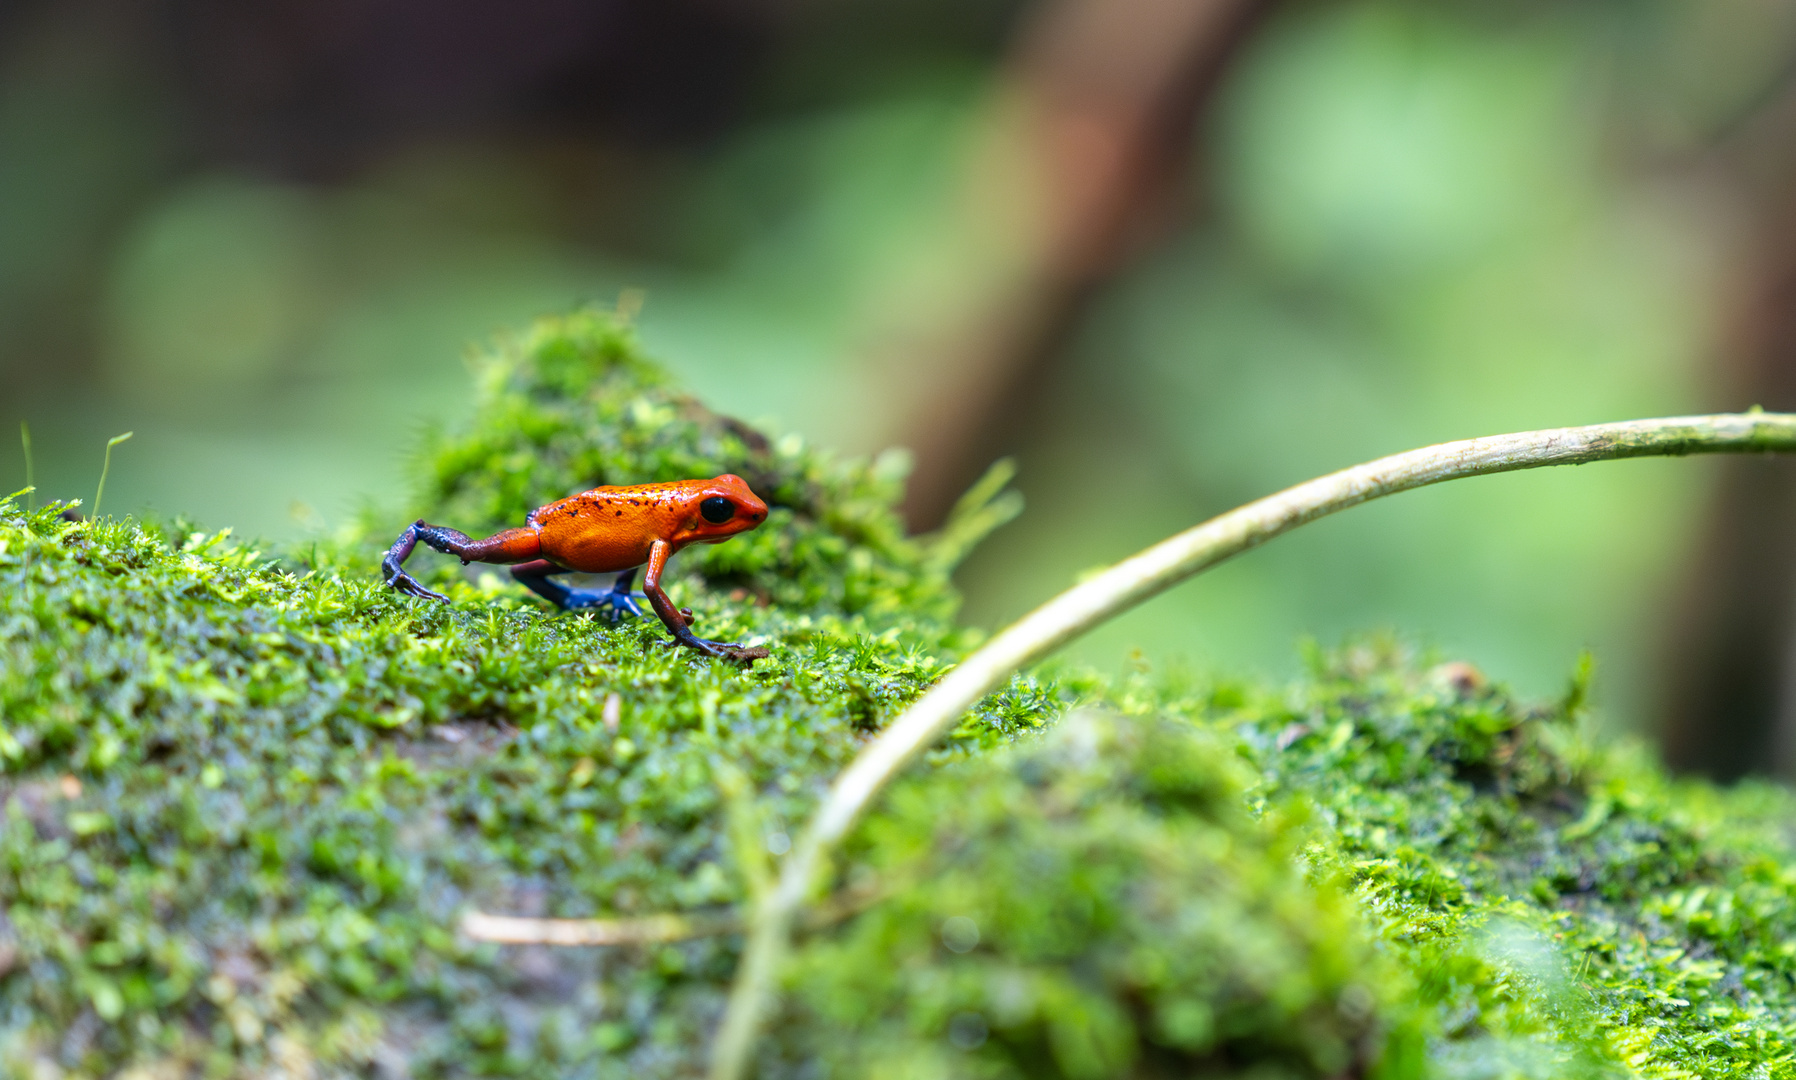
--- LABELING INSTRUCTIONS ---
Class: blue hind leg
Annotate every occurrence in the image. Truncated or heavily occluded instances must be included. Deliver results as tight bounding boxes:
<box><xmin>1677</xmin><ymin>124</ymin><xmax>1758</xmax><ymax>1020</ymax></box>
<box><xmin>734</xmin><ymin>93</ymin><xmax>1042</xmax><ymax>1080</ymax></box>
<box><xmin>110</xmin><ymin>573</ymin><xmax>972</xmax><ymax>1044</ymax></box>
<box><xmin>510</xmin><ymin>562</ymin><xmax>644</xmax><ymax>622</ymax></box>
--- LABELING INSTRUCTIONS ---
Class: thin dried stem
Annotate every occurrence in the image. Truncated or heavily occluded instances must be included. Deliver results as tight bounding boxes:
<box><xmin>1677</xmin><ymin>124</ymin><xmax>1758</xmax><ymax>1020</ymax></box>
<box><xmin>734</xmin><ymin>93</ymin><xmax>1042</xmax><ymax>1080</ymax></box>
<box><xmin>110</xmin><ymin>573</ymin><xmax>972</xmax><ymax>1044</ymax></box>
<box><xmin>20</xmin><ymin>423</ymin><xmax>33</xmax><ymax>514</ymax></box>
<box><xmin>463</xmin><ymin>884</ymin><xmax>888</xmax><ymax>947</ymax></box>
<box><xmin>463</xmin><ymin>910</ymin><xmax>735</xmax><ymax>946</ymax></box>
<box><xmin>93</xmin><ymin>431</ymin><xmax>133</xmax><ymax>521</ymax></box>
<box><xmin>707</xmin><ymin>411</ymin><xmax>1796</xmax><ymax>1080</ymax></box>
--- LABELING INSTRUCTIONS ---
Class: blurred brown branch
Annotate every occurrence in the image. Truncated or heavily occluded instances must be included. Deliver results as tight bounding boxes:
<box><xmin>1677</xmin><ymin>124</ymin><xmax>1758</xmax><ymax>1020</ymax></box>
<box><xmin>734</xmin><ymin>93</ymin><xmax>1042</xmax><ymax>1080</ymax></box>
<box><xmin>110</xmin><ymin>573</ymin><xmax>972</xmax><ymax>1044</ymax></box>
<box><xmin>875</xmin><ymin>0</ymin><xmax>1274</xmax><ymax>530</ymax></box>
<box><xmin>1660</xmin><ymin>62</ymin><xmax>1796</xmax><ymax>781</ymax></box>
<box><xmin>1661</xmin><ymin>209</ymin><xmax>1796</xmax><ymax>779</ymax></box>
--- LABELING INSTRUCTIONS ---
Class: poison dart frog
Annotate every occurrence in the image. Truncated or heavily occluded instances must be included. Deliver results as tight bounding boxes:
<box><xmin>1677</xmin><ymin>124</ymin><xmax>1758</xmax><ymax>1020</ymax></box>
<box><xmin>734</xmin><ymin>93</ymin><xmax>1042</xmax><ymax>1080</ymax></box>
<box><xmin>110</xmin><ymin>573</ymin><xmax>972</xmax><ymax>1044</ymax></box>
<box><xmin>381</xmin><ymin>474</ymin><xmax>770</xmax><ymax>660</ymax></box>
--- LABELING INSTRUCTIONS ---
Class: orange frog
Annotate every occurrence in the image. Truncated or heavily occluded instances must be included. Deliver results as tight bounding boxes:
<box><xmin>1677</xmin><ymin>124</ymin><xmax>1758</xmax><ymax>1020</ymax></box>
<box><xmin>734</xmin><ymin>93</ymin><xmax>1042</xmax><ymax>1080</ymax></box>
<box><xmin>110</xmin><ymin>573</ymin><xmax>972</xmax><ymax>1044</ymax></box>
<box><xmin>382</xmin><ymin>474</ymin><xmax>770</xmax><ymax>660</ymax></box>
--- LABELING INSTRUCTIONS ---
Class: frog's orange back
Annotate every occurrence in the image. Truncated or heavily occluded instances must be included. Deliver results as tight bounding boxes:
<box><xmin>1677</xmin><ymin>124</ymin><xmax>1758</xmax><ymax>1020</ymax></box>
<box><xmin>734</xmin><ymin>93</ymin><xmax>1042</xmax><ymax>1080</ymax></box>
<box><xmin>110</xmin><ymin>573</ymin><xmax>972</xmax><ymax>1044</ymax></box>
<box><xmin>528</xmin><ymin>474</ymin><xmax>766</xmax><ymax>574</ymax></box>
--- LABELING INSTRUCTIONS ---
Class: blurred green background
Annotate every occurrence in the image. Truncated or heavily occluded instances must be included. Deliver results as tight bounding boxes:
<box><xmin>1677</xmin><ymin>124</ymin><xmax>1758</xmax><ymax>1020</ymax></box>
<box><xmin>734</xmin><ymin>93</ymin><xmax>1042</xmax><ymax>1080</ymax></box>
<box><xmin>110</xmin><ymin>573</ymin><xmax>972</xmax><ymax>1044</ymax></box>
<box><xmin>6</xmin><ymin>0</ymin><xmax>1796</xmax><ymax>767</ymax></box>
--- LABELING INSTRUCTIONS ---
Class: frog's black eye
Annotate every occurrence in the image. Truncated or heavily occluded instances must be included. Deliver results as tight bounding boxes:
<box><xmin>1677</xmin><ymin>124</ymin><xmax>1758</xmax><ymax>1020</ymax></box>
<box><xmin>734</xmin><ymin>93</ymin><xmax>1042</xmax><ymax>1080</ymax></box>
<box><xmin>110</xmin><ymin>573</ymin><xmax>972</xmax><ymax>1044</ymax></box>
<box><xmin>700</xmin><ymin>496</ymin><xmax>735</xmax><ymax>524</ymax></box>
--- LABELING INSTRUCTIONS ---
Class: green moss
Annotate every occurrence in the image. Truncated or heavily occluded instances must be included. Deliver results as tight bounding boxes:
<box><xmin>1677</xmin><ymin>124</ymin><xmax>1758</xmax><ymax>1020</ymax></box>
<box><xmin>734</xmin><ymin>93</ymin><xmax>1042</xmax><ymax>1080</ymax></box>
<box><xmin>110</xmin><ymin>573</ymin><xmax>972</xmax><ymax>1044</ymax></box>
<box><xmin>778</xmin><ymin>711</ymin><xmax>1419</xmax><ymax>1080</ymax></box>
<box><xmin>0</xmin><ymin>498</ymin><xmax>1021</xmax><ymax>1077</ymax></box>
<box><xmin>1126</xmin><ymin>641</ymin><xmax>1796</xmax><ymax>1078</ymax></box>
<box><xmin>0</xmin><ymin>312</ymin><xmax>1045</xmax><ymax>1077</ymax></box>
<box><xmin>774</xmin><ymin>637</ymin><xmax>1796</xmax><ymax>1080</ymax></box>
<box><xmin>3</xmin><ymin>310</ymin><xmax>1795</xmax><ymax>1079</ymax></box>
<box><xmin>399</xmin><ymin>308</ymin><xmax>1021</xmax><ymax>626</ymax></box>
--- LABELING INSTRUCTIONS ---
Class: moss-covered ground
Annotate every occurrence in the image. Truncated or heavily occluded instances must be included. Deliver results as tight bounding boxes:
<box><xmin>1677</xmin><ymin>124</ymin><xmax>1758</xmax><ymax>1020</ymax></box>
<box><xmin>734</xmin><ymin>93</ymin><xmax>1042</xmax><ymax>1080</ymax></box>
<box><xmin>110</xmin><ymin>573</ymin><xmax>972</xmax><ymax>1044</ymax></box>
<box><xmin>3</xmin><ymin>311</ymin><xmax>1794</xmax><ymax>1079</ymax></box>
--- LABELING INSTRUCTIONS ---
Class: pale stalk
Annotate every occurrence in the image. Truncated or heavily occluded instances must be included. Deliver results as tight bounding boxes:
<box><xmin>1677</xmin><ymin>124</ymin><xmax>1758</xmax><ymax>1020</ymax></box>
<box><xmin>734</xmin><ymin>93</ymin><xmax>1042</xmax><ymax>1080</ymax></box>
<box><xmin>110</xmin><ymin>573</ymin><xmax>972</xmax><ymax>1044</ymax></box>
<box><xmin>93</xmin><ymin>431</ymin><xmax>133</xmax><ymax>521</ymax></box>
<box><xmin>461</xmin><ymin>885</ymin><xmax>886</xmax><ymax>947</ymax></box>
<box><xmin>463</xmin><ymin>911</ymin><xmax>734</xmax><ymax>946</ymax></box>
<box><xmin>20</xmin><ymin>423</ymin><xmax>32</xmax><ymax>513</ymax></box>
<box><xmin>707</xmin><ymin>412</ymin><xmax>1796</xmax><ymax>1080</ymax></box>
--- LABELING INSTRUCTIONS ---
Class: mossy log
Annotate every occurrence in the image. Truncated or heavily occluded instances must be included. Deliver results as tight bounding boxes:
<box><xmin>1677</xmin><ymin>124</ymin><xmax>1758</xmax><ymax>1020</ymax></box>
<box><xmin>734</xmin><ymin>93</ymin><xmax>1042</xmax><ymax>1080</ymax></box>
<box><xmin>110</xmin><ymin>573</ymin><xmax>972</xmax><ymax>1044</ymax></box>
<box><xmin>1</xmin><ymin>312</ymin><xmax>1793</xmax><ymax>1078</ymax></box>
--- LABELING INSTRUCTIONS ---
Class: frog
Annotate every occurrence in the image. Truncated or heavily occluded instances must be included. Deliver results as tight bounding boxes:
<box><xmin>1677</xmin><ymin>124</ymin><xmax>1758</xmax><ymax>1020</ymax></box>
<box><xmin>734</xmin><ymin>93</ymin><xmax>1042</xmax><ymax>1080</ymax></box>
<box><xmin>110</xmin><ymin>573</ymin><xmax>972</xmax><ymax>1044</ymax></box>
<box><xmin>382</xmin><ymin>473</ymin><xmax>770</xmax><ymax>660</ymax></box>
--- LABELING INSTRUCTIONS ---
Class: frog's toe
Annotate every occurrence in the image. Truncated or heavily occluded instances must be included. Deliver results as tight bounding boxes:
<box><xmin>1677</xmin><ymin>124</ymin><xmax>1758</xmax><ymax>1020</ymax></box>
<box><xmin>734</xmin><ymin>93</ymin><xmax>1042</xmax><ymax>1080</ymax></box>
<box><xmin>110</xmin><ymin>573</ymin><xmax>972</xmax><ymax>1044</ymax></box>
<box><xmin>584</xmin><ymin>590</ymin><xmax>644</xmax><ymax>622</ymax></box>
<box><xmin>546</xmin><ymin>583</ymin><xmax>643</xmax><ymax>621</ymax></box>
<box><xmin>691</xmin><ymin>637</ymin><xmax>768</xmax><ymax>662</ymax></box>
<box><xmin>389</xmin><ymin>572</ymin><xmax>449</xmax><ymax>603</ymax></box>
<box><xmin>716</xmin><ymin>642</ymin><xmax>771</xmax><ymax>662</ymax></box>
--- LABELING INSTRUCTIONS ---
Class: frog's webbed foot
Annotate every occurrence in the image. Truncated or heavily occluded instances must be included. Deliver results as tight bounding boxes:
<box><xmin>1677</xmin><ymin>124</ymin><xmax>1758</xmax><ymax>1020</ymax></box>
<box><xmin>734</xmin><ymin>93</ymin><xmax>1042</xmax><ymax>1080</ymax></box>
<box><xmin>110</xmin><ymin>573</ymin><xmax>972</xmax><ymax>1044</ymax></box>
<box><xmin>388</xmin><ymin>569</ymin><xmax>450</xmax><ymax>603</ymax></box>
<box><xmin>382</xmin><ymin>522</ymin><xmax>451</xmax><ymax>603</ymax></box>
<box><xmin>569</xmin><ymin>580</ymin><xmax>645</xmax><ymax>623</ymax></box>
<box><xmin>718</xmin><ymin>642</ymin><xmax>772</xmax><ymax>662</ymax></box>
<box><xmin>584</xmin><ymin>589</ymin><xmax>646</xmax><ymax>623</ymax></box>
<box><xmin>511</xmin><ymin>562</ymin><xmax>646</xmax><ymax>622</ymax></box>
<box><xmin>668</xmin><ymin>636</ymin><xmax>771</xmax><ymax>663</ymax></box>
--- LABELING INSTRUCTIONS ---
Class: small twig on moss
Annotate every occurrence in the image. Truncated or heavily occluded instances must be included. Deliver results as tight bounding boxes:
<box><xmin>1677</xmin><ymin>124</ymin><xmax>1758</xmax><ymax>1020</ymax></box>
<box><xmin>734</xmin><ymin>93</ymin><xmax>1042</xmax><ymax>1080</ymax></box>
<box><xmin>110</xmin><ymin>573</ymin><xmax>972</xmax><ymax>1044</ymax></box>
<box><xmin>463</xmin><ymin>910</ymin><xmax>736</xmax><ymax>946</ymax></box>
<box><xmin>707</xmin><ymin>411</ymin><xmax>1796</xmax><ymax>1080</ymax></box>
<box><xmin>464</xmin><ymin>884</ymin><xmax>889</xmax><ymax>947</ymax></box>
<box><xmin>19</xmin><ymin>423</ymin><xmax>33</xmax><ymax>514</ymax></box>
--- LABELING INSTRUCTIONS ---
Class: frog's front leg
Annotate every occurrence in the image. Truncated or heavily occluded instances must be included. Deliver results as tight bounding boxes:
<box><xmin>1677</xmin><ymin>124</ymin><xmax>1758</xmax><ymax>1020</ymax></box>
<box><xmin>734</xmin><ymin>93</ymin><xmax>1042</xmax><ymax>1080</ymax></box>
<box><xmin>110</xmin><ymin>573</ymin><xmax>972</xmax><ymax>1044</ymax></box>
<box><xmin>640</xmin><ymin>540</ymin><xmax>766</xmax><ymax>661</ymax></box>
